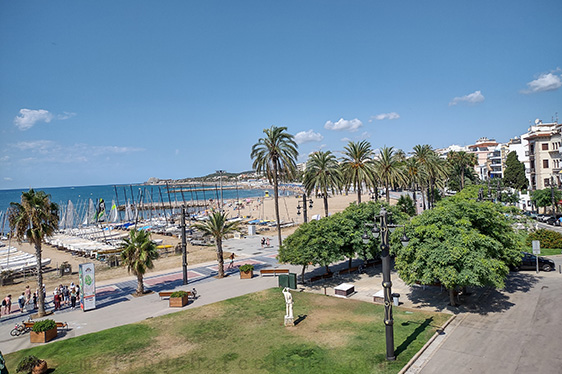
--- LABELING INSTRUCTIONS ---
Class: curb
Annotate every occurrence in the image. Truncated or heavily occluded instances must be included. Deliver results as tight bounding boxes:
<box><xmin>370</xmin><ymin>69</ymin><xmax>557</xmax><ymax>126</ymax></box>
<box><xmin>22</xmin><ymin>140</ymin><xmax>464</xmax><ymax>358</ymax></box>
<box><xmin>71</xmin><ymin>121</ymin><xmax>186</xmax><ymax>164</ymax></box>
<box><xmin>398</xmin><ymin>314</ymin><xmax>457</xmax><ymax>374</ymax></box>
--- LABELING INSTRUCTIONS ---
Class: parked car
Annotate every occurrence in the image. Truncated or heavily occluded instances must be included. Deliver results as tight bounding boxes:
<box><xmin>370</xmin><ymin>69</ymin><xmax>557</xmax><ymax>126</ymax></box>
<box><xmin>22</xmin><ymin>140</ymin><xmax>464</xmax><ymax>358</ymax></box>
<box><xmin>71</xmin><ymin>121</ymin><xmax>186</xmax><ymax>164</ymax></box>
<box><xmin>545</xmin><ymin>216</ymin><xmax>561</xmax><ymax>226</ymax></box>
<box><xmin>512</xmin><ymin>252</ymin><xmax>556</xmax><ymax>272</ymax></box>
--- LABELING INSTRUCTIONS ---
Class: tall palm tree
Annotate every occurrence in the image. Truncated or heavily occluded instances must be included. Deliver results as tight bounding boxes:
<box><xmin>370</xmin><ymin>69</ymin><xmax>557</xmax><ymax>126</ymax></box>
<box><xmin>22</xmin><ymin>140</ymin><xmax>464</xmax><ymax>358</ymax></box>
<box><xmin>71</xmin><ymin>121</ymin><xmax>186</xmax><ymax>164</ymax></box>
<box><xmin>251</xmin><ymin>126</ymin><xmax>298</xmax><ymax>246</ymax></box>
<box><xmin>120</xmin><ymin>229</ymin><xmax>159</xmax><ymax>295</ymax></box>
<box><xmin>412</xmin><ymin>144</ymin><xmax>446</xmax><ymax>209</ymax></box>
<box><xmin>193</xmin><ymin>211</ymin><xmax>240</xmax><ymax>278</ymax></box>
<box><xmin>340</xmin><ymin>140</ymin><xmax>376</xmax><ymax>203</ymax></box>
<box><xmin>447</xmin><ymin>151</ymin><xmax>477</xmax><ymax>190</ymax></box>
<box><xmin>8</xmin><ymin>189</ymin><xmax>59</xmax><ymax>317</ymax></box>
<box><xmin>303</xmin><ymin>151</ymin><xmax>343</xmax><ymax>217</ymax></box>
<box><xmin>374</xmin><ymin>146</ymin><xmax>406</xmax><ymax>204</ymax></box>
<box><xmin>404</xmin><ymin>157</ymin><xmax>426</xmax><ymax>210</ymax></box>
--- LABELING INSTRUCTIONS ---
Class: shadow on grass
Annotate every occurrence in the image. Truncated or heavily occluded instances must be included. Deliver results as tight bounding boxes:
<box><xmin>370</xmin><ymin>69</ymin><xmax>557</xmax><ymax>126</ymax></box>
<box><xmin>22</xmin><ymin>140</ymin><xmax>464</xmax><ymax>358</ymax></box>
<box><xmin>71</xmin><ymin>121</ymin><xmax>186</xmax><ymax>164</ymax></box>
<box><xmin>395</xmin><ymin>317</ymin><xmax>433</xmax><ymax>357</ymax></box>
<box><xmin>293</xmin><ymin>314</ymin><xmax>307</xmax><ymax>326</ymax></box>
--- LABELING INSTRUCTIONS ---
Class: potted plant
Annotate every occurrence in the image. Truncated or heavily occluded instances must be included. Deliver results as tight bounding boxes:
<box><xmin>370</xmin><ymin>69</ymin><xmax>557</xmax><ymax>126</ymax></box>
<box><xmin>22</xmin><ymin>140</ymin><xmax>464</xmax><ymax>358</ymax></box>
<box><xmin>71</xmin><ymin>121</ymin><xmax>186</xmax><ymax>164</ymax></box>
<box><xmin>30</xmin><ymin>319</ymin><xmax>57</xmax><ymax>343</ymax></box>
<box><xmin>16</xmin><ymin>355</ymin><xmax>48</xmax><ymax>374</ymax></box>
<box><xmin>239</xmin><ymin>264</ymin><xmax>254</xmax><ymax>279</ymax></box>
<box><xmin>169</xmin><ymin>291</ymin><xmax>189</xmax><ymax>307</ymax></box>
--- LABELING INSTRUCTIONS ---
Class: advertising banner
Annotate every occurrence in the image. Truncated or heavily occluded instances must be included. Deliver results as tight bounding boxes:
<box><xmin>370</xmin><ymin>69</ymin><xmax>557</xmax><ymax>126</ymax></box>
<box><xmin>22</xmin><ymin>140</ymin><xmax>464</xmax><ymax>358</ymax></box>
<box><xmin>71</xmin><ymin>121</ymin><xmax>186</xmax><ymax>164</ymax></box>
<box><xmin>79</xmin><ymin>263</ymin><xmax>96</xmax><ymax>311</ymax></box>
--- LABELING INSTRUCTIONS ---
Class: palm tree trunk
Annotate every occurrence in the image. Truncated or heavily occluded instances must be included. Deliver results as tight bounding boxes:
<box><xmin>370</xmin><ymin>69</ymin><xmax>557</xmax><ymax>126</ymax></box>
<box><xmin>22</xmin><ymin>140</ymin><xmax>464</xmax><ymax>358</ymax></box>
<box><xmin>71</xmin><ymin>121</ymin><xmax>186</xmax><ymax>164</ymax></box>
<box><xmin>357</xmin><ymin>183</ymin><xmax>362</xmax><ymax>204</ymax></box>
<box><xmin>421</xmin><ymin>185</ymin><xmax>427</xmax><ymax>210</ymax></box>
<box><xmin>323</xmin><ymin>194</ymin><xmax>329</xmax><ymax>217</ymax></box>
<box><xmin>386</xmin><ymin>179</ymin><xmax>390</xmax><ymax>204</ymax></box>
<box><xmin>217</xmin><ymin>239</ymin><xmax>225</xmax><ymax>278</ymax></box>
<box><xmin>35</xmin><ymin>242</ymin><xmax>45</xmax><ymax>317</ymax></box>
<box><xmin>137</xmin><ymin>273</ymin><xmax>144</xmax><ymax>295</ymax></box>
<box><xmin>460</xmin><ymin>168</ymin><xmax>465</xmax><ymax>190</ymax></box>
<box><xmin>273</xmin><ymin>161</ymin><xmax>282</xmax><ymax>247</ymax></box>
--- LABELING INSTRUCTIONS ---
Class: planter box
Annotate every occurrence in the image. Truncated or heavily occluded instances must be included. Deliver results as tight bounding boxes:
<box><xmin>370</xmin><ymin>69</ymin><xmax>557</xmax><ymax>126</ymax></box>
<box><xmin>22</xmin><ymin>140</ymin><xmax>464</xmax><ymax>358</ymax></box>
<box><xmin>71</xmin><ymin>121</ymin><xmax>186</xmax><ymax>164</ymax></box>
<box><xmin>240</xmin><ymin>270</ymin><xmax>253</xmax><ymax>279</ymax></box>
<box><xmin>169</xmin><ymin>295</ymin><xmax>189</xmax><ymax>307</ymax></box>
<box><xmin>30</xmin><ymin>327</ymin><xmax>57</xmax><ymax>343</ymax></box>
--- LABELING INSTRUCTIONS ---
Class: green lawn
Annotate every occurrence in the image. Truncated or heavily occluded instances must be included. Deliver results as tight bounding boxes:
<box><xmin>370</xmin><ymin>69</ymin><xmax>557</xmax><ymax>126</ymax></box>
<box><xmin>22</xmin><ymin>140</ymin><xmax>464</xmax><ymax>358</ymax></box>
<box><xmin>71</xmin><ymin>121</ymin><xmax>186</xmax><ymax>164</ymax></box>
<box><xmin>533</xmin><ymin>248</ymin><xmax>562</xmax><ymax>256</ymax></box>
<box><xmin>5</xmin><ymin>289</ymin><xmax>450</xmax><ymax>374</ymax></box>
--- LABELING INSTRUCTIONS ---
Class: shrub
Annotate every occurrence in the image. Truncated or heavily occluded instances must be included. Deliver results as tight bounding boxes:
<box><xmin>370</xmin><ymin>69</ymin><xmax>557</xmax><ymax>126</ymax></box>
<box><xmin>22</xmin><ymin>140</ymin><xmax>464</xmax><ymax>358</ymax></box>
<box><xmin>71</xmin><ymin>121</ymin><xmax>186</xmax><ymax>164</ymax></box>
<box><xmin>170</xmin><ymin>291</ymin><xmax>188</xmax><ymax>298</ymax></box>
<box><xmin>239</xmin><ymin>264</ymin><xmax>254</xmax><ymax>272</ymax></box>
<box><xmin>16</xmin><ymin>355</ymin><xmax>42</xmax><ymax>373</ymax></box>
<box><xmin>32</xmin><ymin>319</ymin><xmax>56</xmax><ymax>333</ymax></box>
<box><xmin>525</xmin><ymin>229</ymin><xmax>562</xmax><ymax>249</ymax></box>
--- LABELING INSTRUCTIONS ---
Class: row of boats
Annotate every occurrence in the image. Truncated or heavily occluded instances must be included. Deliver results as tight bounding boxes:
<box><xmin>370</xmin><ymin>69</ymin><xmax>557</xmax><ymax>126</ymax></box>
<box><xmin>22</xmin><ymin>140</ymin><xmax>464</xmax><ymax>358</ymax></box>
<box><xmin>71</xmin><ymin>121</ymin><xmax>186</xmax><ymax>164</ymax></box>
<box><xmin>0</xmin><ymin>244</ymin><xmax>51</xmax><ymax>274</ymax></box>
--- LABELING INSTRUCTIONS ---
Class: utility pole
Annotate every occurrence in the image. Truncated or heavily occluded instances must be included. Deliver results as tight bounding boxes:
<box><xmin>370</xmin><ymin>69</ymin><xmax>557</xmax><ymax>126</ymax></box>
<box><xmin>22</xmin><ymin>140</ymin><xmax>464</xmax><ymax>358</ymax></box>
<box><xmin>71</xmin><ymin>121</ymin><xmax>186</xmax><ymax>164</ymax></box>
<box><xmin>181</xmin><ymin>206</ymin><xmax>188</xmax><ymax>285</ymax></box>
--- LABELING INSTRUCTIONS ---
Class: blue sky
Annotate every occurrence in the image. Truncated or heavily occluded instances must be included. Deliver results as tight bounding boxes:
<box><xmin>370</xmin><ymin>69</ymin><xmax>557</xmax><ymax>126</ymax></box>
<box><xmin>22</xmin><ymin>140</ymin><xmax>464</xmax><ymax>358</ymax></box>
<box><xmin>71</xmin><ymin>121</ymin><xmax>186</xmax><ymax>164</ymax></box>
<box><xmin>1</xmin><ymin>0</ymin><xmax>561</xmax><ymax>189</ymax></box>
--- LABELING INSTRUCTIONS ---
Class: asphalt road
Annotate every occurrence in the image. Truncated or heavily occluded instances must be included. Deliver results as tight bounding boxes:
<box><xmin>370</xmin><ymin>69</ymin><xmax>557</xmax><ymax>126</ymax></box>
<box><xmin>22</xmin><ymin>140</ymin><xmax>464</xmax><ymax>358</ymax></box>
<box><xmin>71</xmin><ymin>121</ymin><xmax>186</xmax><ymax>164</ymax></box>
<box><xmin>418</xmin><ymin>258</ymin><xmax>562</xmax><ymax>374</ymax></box>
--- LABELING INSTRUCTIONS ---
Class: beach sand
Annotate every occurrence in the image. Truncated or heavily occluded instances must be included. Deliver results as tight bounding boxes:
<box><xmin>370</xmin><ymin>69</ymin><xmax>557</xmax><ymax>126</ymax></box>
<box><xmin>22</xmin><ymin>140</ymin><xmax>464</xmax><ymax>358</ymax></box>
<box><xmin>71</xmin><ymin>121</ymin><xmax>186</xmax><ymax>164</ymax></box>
<box><xmin>1</xmin><ymin>191</ymin><xmax>389</xmax><ymax>298</ymax></box>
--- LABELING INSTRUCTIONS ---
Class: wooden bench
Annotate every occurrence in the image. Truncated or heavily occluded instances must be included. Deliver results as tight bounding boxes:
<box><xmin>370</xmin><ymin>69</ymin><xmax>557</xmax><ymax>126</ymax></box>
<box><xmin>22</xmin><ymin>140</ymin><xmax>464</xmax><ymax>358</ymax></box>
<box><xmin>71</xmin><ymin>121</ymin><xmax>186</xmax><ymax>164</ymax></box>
<box><xmin>23</xmin><ymin>321</ymin><xmax>68</xmax><ymax>330</ymax></box>
<box><xmin>158</xmin><ymin>291</ymin><xmax>194</xmax><ymax>300</ymax></box>
<box><xmin>259</xmin><ymin>269</ymin><xmax>289</xmax><ymax>276</ymax></box>
<box><xmin>309</xmin><ymin>275</ymin><xmax>323</xmax><ymax>283</ymax></box>
<box><xmin>339</xmin><ymin>266</ymin><xmax>359</xmax><ymax>275</ymax></box>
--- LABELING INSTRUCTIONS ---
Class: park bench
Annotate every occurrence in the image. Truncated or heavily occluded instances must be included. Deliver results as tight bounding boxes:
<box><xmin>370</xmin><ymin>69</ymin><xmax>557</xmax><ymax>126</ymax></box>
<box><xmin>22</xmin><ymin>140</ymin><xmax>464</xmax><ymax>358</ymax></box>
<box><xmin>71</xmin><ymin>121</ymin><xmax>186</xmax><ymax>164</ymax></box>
<box><xmin>158</xmin><ymin>291</ymin><xmax>194</xmax><ymax>300</ymax></box>
<box><xmin>23</xmin><ymin>321</ymin><xmax>68</xmax><ymax>331</ymax></box>
<box><xmin>339</xmin><ymin>266</ymin><xmax>359</xmax><ymax>275</ymax></box>
<box><xmin>308</xmin><ymin>275</ymin><xmax>323</xmax><ymax>283</ymax></box>
<box><xmin>259</xmin><ymin>269</ymin><xmax>289</xmax><ymax>276</ymax></box>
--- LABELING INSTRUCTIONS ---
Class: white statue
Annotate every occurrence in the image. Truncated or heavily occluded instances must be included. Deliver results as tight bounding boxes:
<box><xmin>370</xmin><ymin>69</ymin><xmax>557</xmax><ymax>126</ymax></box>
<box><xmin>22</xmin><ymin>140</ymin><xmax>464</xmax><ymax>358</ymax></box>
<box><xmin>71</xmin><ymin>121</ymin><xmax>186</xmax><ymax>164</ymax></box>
<box><xmin>282</xmin><ymin>287</ymin><xmax>294</xmax><ymax>326</ymax></box>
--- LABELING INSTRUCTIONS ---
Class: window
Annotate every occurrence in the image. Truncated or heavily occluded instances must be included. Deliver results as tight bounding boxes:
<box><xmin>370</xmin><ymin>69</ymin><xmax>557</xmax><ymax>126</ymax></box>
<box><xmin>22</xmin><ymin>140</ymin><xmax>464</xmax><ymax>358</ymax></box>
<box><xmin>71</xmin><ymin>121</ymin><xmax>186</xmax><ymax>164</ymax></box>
<box><xmin>542</xmin><ymin>143</ymin><xmax>549</xmax><ymax>150</ymax></box>
<box><xmin>543</xmin><ymin>159</ymin><xmax>549</xmax><ymax>168</ymax></box>
<box><xmin>545</xmin><ymin>178</ymin><xmax>550</xmax><ymax>187</ymax></box>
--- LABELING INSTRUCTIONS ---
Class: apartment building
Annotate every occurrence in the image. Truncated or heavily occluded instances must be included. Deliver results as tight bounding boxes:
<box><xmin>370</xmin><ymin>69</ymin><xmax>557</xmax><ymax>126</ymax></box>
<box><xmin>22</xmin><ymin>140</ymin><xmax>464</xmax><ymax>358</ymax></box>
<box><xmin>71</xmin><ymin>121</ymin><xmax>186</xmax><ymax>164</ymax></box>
<box><xmin>467</xmin><ymin>137</ymin><xmax>500</xmax><ymax>180</ymax></box>
<box><xmin>522</xmin><ymin>119</ymin><xmax>561</xmax><ymax>190</ymax></box>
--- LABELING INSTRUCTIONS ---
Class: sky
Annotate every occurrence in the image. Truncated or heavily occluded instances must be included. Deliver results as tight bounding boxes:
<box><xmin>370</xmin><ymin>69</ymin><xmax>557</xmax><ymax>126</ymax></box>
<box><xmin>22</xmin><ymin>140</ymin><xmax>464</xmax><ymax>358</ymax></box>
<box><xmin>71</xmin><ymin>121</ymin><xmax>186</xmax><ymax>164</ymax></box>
<box><xmin>1</xmin><ymin>0</ymin><xmax>561</xmax><ymax>189</ymax></box>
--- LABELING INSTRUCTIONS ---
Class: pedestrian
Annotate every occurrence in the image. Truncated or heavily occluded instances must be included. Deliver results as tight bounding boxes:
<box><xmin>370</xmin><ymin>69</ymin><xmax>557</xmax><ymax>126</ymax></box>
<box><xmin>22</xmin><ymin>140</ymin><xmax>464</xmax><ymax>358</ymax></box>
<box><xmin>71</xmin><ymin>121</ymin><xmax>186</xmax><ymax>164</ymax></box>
<box><xmin>64</xmin><ymin>286</ymin><xmax>70</xmax><ymax>307</ymax></box>
<box><xmin>2</xmin><ymin>295</ymin><xmax>11</xmax><ymax>315</ymax></box>
<box><xmin>266</xmin><ymin>238</ymin><xmax>270</xmax><ymax>247</ymax></box>
<box><xmin>24</xmin><ymin>285</ymin><xmax>31</xmax><ymax>304</ymax></box>
<box><xmin>227</xmin><ymin>253</ymin><xmax>235</xmax><ymax>269</ymax></box>
<box><xmin>53</xmin><ymin>289</ymin><xmax>60</xmax><ymax>311</ymax></box>
<box><xmin>261</xmin><ymin>237</ymin><xmax>265</xmax><ymax>248</ymax></box>
<box><xmin>70</xmin><ymin>286</ymin><xmax>77</xmax><ymax>309</ymax></box>
<box><xmin>18</xmin><ymin>293</ymin><xmax>25</xmax><ymax>313</ymax></box>
<box><xmin>32</xmin><ymin>292</ymin><xmax>37</xmax><ymax>309</ymax></box>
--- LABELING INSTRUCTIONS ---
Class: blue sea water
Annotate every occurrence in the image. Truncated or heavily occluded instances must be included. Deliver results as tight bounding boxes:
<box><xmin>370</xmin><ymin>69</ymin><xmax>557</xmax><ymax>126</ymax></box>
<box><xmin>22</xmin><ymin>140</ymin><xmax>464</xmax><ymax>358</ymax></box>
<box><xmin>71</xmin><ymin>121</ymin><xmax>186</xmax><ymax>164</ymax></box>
<box><xmin>0</xmin><ymin>184</ymin><xmax>266</xmax><ymax>229</ymax></box>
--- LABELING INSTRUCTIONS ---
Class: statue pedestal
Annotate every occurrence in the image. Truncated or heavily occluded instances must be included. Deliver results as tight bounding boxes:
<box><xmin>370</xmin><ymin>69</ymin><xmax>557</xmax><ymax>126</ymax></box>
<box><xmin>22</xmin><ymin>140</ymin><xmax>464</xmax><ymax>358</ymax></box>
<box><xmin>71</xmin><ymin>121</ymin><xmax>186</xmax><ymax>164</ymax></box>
<box><xmin>284</xmin><ymin>316</ymin><xmax>294</xmax><ymax>326</ymax></box>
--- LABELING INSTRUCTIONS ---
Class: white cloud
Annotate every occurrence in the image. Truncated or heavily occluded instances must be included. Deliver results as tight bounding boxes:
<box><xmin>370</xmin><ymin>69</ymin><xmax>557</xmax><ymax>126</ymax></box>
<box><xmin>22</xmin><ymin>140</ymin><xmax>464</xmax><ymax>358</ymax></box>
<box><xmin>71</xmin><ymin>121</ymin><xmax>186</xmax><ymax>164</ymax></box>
<box><xmin>361</xmin><ymin>131</ymin><xmax>371</xmax><ymax>139</ymax></box>
<box><xmin>324</xmin><ymin>118</ymin><xmax>363</xmax><ymax>132</ymax></box>
<box><xmin>57</xmin><ymin>112</ymin><xmax>76</xmax><ymax>120</ymax></box>
<box><xmin>369</xmin><ymin>112</ymin><xmax>400</xmax><ymax>121</ymax></box>
<box><xmin>14</xmin><ymin>109</ymin><xmax>54</xmax><ymax>130</ymax></box>
<box><xmin>4</xmin><ymin>177</ymin><xmax>12</xmax><ymax>181</ymax></box>
<box><xmin>521</xmin><ymin>73</ymin><xmax>562</xmax><ymax>94</ymax></box>
<box><xmin>14</xmin><ymin>140</ymin><xmax>56</xmax><ymax>153</ymax></box>
<box><xmin>294</xmin><ymin>130</ymin><xmax>324</xmax><ymax>144</ymax></box>
<box><xmin>0</xmin><ymin>156</ymin><xmax>9</xmax><ymax>162</ymax></box>
<box><xmin>449</xmin><ymin>91</ymin><xmax>485</xmax><ymax>106</ymax></box>
<box><xmin>340</xmin><ymin>137</ymin><xmax>352</xmax><ymax>142</ymax></box>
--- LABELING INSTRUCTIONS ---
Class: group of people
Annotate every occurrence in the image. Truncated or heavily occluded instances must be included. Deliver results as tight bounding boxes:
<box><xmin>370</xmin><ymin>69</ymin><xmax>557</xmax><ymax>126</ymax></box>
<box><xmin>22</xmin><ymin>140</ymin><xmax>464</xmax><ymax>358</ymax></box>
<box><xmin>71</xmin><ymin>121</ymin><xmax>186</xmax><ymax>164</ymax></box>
<box><xmin>2</xmin><ymin>282</ymin><xmax>81</xmax><ymax>316</ymax></box>
<box><xmin>260</xmin><ymin>237</ymin><xmax>270</xmax><ymax>248</ymax></box>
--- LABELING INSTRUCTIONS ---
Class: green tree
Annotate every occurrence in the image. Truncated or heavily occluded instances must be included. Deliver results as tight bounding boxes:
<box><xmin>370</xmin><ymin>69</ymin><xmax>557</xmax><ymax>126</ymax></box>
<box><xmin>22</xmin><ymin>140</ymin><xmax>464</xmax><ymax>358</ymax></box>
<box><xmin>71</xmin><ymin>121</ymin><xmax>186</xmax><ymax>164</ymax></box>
<box><xmin>395</xmin><ymin>197</ymin><xmax>523</xmax><ymax>306</ymax></box>
<box><xmin>447</xmin><ymin>151</ymin><xmax>477</xmax><ymax>190</ymax></box>
<box><xmin>396</xmin><ymin>194</ymin><xmax>416</xmax><ymax>216</ymax></box>
<box><xmin>374</xmin><ymin>146</ymin><xmax>405</xmax><ymax>204</ymax></box>
<box><xmin>193</xmin><ymin>211</ymin><xmax>240</xmax><ymax>278</ymax></box>
<box><xmin>8</xmin><ymin>189</ymin><xmax>59</xmax><ymax>317</ymax></box>
<box><xmin>303</xmin><ymin>151</ymin><xmax>343</xmax><ymax>217</ymax></box>
<box><xmin>120</xmin><ymin>229</ymin><xmax>159</xmax><ymax>295</ymax></box>
<box><xmin>504</xmin><ymin>151</ymin><xmax>529</xmax><ymax>191</ymax></box>
<box><xmin>531</xmin><ymin>188</ymin><xmax>561</xmax><ymax>214</ymax></box>
<box><xmin>340</xmin><ymin>140</ymin><xmax>376</xmax><ymax>203</ymax></box>
<box><xmin>251</xmin><ymin>126</ymin><xmax>299</xmax><ymax>247</ymax></box>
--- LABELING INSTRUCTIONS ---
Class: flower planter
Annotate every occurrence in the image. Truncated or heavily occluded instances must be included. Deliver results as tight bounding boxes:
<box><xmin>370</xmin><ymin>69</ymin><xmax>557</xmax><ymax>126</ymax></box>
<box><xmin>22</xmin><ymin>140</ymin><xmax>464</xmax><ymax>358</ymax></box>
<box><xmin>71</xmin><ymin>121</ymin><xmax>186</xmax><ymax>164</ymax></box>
<box><xmin>169</xmin><ymin>295</ymin><xmax>189</xmax><ymax>307</ymax></box>
<box><xmin>240</xmin><ymin>270</ymin><xmax>253</xmax><ymax>279</ymax></box>
<box><xmin>32</xmin><ymin>360</ymin><xmax>48</xmax><ymax>374</ymax></box>
<box><xmin>30</xmin><ymin>327</ymin><xmax>57</xmax><ymax>343</ymax></box>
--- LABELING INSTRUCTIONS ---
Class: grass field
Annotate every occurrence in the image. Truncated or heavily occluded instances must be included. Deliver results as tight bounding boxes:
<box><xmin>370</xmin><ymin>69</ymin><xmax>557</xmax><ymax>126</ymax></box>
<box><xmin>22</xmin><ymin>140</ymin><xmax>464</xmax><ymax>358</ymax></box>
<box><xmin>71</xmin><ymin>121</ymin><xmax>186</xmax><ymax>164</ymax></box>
<box><xmin>5</xmin><ymin>289</ymin><xmax>450</xmax><ymax>374</ymax></box>
<box><xmin>531</xmin><ymin>247</ymin><xmax>562</xmax><ymax>256</ymax></box>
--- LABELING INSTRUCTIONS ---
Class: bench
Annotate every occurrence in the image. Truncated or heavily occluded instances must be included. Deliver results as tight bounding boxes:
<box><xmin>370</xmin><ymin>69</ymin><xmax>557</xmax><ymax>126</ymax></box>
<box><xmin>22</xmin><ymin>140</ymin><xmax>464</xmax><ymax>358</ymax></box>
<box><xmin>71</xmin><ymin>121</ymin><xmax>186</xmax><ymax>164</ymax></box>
<box><xmin>309</xmin><ymin>275</ymin><xmax>323</xmax><ymax>283</ymax></box>
<box><xmin>339</xmin><ymin>266</ymin><xmax>359</xmax><ymax>275</ymax></box>
<box><xmin>158</xmin><ymin>291</ymin><xmax>194</xmax><ymax>300</ymax></box>
<box><xmin>23</xmin><ymin>321</ymin><xmax>68</xmax><ymax>330</ymax></box>
<box><xmin>259</xmin><ymin>269</ymin><xmax>289</xmax><ymax>276</ymax></box>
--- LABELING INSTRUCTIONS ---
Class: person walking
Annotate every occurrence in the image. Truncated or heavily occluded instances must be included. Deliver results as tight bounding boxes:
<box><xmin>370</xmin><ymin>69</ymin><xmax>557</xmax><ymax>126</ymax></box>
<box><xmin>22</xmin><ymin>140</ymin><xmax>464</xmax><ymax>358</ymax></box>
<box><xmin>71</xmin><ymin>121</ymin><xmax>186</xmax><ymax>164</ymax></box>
<box><xmin>24</xmin><ymin>285</ymin><xmax>31</xmax><ymax>304</ymax></box>
<box><xmin>2</xmin><ymin>295</ymin><xmax>11</xmax><ymax>315</ymax></box>
<box><xmin>70</xmin><ymin>286</ymin><xmax>77</xmax><ymax>309</ymax></box>
<box><xmin>17</xmin><ymin>293</ymin><xmax>25</xmax><ymax>313</ymax></box>
<box><xmin>227</xmin><ymin>253</ymin><xmax>236</xmax><ymax>269</ymax></box>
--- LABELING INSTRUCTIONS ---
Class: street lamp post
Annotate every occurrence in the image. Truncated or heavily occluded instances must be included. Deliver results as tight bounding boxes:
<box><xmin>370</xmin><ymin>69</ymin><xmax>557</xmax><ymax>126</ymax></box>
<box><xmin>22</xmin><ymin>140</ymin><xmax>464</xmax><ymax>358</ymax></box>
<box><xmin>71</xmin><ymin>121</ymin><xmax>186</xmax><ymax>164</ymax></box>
<box><xmin>216</xmin><ymin>170</ymin><xmax>226</xmax><ymax>211</ymax></box>
<box><xmin>181</xmin><ymin>205</ymin><xmax>188</xmax><ymax>285</ymax></box>
<box><xmin>362</xmin><ymin>207</ymin><xmax>409</xmax><ymax>361</ymax></box>
<box><xmin>297</xmin><ymin>193</ymin><xmax>314</xmax><ymax>223</ymax></box>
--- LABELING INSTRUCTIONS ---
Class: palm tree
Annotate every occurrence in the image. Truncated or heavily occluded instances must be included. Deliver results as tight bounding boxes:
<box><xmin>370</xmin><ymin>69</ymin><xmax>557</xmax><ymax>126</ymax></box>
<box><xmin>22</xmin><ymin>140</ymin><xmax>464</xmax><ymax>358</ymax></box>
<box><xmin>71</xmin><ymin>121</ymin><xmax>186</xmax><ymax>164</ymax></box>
<box><xmin>374</xmin><ymin>146</ymin><xmax>405</xmax><ymax>204</ymax></box>
<box><xmin>412</xmin><ymin>144</ymin><xmax>446</xmax><ymax>209</ymax></box>
<box><xmin>447</xmin><ymin>151</ymin><xmax>477</xmax><ymax>190</ymax></box>
<box><xmin>404</xmin><ymin>157</ymin><xmax>426</xmax><ymax>210</ymax></box>
<box><xmin>303</xmin><ymin>151</ymin><xmax>343</xmax><ymax>217</ymax></box>
<box><xmin>251</xmin><ymin>126</ymin><xmax>298</xmax><ymax>246</ymax></box>
<box><xmin>340</xmin><ymin>140</ymin><xmax>376</xmax><ymax>203</ymax></box>
<box><xmin>8</xmin><ymin>189</ymin><xmax>59</xmax><ymax>317</ymax></box>
<box><xmin>193</xmin><ymin>211</ymin><xmax>240</xmax><ymax>278</ymax></box>
<box><xmin>120</xmin><ymin>229</ymin><xmax>159</xmax><ymax>295</ymax></box>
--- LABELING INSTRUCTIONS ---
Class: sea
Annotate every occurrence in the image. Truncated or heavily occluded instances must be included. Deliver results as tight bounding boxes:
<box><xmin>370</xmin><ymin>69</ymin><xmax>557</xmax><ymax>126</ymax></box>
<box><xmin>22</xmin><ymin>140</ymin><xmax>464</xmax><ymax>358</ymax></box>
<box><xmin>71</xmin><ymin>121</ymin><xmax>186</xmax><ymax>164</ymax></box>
<box><xmin>0</xmin><ymin>183</ymin><xmax>270</xmax><ymax>231</ymax></box>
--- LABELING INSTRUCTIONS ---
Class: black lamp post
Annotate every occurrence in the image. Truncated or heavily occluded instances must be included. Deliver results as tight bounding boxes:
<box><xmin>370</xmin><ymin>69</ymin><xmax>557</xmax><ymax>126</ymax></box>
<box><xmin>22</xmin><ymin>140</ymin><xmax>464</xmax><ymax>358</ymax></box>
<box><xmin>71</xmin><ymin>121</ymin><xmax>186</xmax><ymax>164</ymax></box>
<box><xmin>297</xmin><ymin>192</ymin><xmax>314</xmax><ymax>223</ymax></box>
<box><xmin>181</xmin><ymin>205</ymin><xmax>188</xmax><ymax>285</ymax></box>
<box><xmin>362</xmin><ymin>207</ymin><xmax>409</xmax><ymax>361</ymax></box>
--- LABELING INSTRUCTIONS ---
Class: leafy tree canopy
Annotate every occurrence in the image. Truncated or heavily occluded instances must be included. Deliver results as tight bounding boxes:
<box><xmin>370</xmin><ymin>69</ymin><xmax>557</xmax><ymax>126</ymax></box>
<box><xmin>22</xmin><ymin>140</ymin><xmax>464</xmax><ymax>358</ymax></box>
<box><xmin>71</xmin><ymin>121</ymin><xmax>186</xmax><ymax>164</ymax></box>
<box><xmin>504</xmin><ymin>151</ymin><xmax>528</xmax><ymax>191</ymax></box>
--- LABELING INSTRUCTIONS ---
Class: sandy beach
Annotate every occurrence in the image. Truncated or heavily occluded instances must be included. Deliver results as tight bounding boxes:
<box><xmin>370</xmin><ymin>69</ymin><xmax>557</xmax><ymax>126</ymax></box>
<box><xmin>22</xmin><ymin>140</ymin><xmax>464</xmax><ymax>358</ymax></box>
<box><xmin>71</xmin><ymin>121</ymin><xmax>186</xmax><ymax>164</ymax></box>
<box><xmin>0</xmin><ymin>191</ymin><xmax>387</xmax><ymax>298</ymax></box>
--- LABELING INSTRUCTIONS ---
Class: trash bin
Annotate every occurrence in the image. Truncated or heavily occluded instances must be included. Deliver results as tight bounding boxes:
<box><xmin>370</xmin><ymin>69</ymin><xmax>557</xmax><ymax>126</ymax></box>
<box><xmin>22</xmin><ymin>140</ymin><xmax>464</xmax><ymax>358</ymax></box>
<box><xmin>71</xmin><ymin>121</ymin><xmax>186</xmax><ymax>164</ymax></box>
<box><xmin>278</xmin><ymin>273</ymin><xmax>297</xmax><ymax>289</ymax></box>
<box><xmin>278</xmin><ymin>274</ymin><xmax>289</xmax><ymax>288</ymax></box>
<box><xmin>392</xmin><ymin>293</ymin><xmax>400</xmax><ymax>306</ymax></box>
